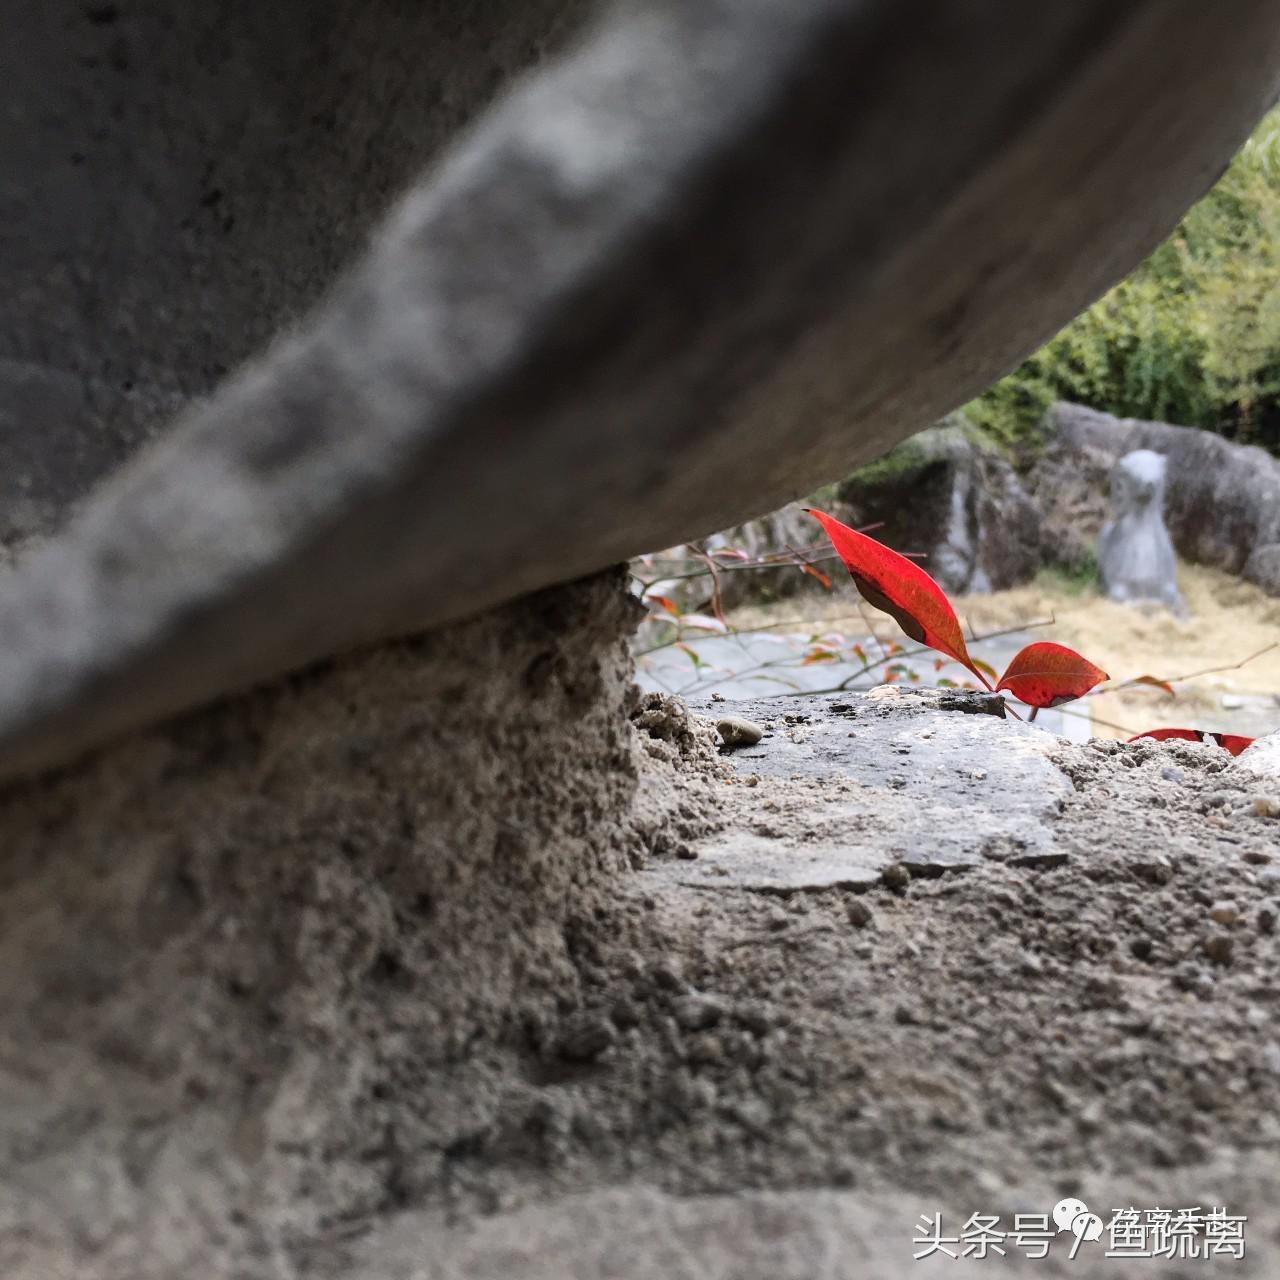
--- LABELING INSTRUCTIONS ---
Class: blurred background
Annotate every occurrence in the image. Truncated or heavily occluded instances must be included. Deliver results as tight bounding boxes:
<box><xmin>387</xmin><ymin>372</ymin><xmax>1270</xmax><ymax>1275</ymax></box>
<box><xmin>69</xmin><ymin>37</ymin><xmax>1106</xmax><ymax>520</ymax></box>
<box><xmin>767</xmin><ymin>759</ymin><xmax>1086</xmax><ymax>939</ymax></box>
<box><xmin>635</xmin><ymin>106</ymin><xmax>1280</xmax><ymax>743</ymax></box>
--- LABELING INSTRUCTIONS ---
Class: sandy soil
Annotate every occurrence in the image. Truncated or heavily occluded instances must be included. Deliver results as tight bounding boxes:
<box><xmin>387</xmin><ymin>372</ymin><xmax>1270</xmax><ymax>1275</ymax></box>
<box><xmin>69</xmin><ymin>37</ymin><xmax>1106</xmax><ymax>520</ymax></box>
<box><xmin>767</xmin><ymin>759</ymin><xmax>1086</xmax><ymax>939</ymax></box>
<box><xmin>353</xmin><ymin>691</ymin><xmax>1280</xmax><ymax>1279</ymax></box>
<box><xmin>733</xmin><ymin>560</ymin><xmax>1280</xmax><ymax>742</ymax></box>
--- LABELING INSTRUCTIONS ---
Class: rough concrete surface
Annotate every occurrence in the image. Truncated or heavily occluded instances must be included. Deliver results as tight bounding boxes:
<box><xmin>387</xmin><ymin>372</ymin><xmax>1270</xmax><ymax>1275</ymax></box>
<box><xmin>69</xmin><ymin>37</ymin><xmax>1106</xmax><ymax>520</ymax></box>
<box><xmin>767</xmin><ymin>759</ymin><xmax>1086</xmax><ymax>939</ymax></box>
<box><xmin>0</xmin><ymin>0</ymin><xmax>594</xmax><ymax>540</ymax></box>
<box><xmin>2</xmin><ymin>2</ymin><xmax>1280</xmax><ymax>779</ymax></box>
<box><xmin>1236</xmin><ymin>732</ymin><xmax>1280</xmax><ymax>780</ymax></box>
<box><xmin>0</xmin><ymin>569</ymin><xmax>725</xmax><ymax>1278</ymax></box>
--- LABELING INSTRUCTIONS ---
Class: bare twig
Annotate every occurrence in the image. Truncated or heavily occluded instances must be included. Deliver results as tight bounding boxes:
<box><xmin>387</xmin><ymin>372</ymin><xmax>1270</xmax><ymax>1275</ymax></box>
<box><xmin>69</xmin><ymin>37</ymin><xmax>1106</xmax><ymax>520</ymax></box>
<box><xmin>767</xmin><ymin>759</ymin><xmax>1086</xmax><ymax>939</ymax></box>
<box><xmin>786</xmin><ymin>617</ymin><xmax>1057</xmax><ymax>697</ymax></box>
<box><xmin>1148</xmin><ymin>641</ymin><xmax>1278</xmax><ymax>686</ymax></box>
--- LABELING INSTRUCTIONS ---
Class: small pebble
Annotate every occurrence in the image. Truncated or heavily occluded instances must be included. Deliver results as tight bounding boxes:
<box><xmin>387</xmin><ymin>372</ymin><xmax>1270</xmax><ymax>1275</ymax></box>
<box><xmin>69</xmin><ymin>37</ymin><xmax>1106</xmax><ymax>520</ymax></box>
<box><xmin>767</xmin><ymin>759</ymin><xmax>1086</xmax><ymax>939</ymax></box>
<box><xmin>846</xmin><ymin>899</ymin><xmax>874</xmax><ymax>928</ymax></box>
<box><xmin>685</xmin><ymin>1032</ymin><xmax>723</xmax><ymax>1064</ymax></box>
<box><xmin>1203</xmin><ymin>933</ymin><xmax>1234</xmax><ymax>967</ymax></box>
<box><xmin>559</xmin><ymin>1015</ymin><xmax>616</xmax><ymax>1062</ymax></box>
<box><xmin>716</xmin><ymin>716</ymin><xmax>764</xmax><ymax>747</ymax></box>
<box><xmin>1129</xmin><ymin>854</ymin><xmax>1174</xmax><ymax>886</ymax></box>
<box><xmin>1174</xmin><ymin>963</ymin><xmax>1215</xmax><ymax>997</ymax></box>
<box><xmin>1258</xmin><ymin>905</ymin><xmax>1277</xmax><ymax>935</ymax></box>
<box><xmin>610</xmin><ymin>1000</ymin><xmax>642</xmax><ymax>1030</ymax></box>
<box><xmin>1244</xmin><ymin>848</ymin><xmax>1273</xmax><ymax>865</ymax></box>
<box><xmin>1208</xmin><ymin>901</ymin><xmax>1239</xmax><ymax>926</ymax></box>
<box><xmin>881</xmin><ymin>863</ymin><xmax>911</xmax><ymax>892</ymax></box>
<box><xmin>672</xmin><ymin>993</ymin><xmax>725</xmax><ymax>1032</ymax></box>
<box><xmin>1160</xmin><ymin>765</ymin><xmax>1185</xmax><ymax>784</ymax></box>
<box><xmin>734</xmin><ymin>1003</ymin><xmax>772</xmax><ymax>1037</ymax></box>
<box><xmin>1252</xmin><ymin>794</ymin><xmax>1280</xmax><ymax>818</ymax></box>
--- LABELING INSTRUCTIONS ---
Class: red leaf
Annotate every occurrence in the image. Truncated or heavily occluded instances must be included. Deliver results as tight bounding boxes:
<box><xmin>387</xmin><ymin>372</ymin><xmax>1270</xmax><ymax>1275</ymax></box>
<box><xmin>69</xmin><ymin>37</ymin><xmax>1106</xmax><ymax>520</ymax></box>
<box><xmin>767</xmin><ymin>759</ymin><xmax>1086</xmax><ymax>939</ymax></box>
<box><xmin>1128</xmin><ymin>729</ymin><xmax>1255</xmax><ymax>756</ymax></box>
<box><xmin>995</xmin><ymin>642</ymin><xmax>1109</xmax><ymax>709</ymax></box>
<box><xmin>799</xmin><ymin>562</ymin><xmax>834</xmax><ymax>590</ymax></box>
<box><xmin>1126</xmin><ymin>674</ymin><xmax>1176</xmax><ymax>698</ymax></box>
<box><xmin>1127</xmin><ymin>728</ymin><xmax>1201</xmax><ymax>745</ymax></box>
<box><xmin>648</xmin><ymin>594</ymin><xmax>680</xmax><ymax>616</ymax></box>
<box><xmin>804</xmin><ymin>509</ymin><xmax>990</xmax><ymax>688</ymax></box>
<box><xmin>801</xmin><ymin>648</ymin><xmax>838</xmax><ymax>666</ymax></box>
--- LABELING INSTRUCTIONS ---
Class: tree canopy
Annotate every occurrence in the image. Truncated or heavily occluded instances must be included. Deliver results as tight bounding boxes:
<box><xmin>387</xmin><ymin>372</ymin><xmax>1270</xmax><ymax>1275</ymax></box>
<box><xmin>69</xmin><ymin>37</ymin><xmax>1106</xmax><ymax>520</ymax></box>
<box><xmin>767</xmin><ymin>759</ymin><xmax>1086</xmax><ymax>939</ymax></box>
<box><xmin>967</xmin><ymin>107</ymin><xmax>1280</xmax><ymax>453</ymax></box>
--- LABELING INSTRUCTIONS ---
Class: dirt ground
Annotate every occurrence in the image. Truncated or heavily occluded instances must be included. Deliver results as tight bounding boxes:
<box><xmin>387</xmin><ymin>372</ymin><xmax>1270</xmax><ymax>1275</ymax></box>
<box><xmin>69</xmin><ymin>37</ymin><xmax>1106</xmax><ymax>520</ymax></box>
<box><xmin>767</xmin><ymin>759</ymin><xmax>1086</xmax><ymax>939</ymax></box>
<box><xmin>349</xmin><ymin>686</ymin><xmax>1280</xmax><ymax>1278</ymax></box>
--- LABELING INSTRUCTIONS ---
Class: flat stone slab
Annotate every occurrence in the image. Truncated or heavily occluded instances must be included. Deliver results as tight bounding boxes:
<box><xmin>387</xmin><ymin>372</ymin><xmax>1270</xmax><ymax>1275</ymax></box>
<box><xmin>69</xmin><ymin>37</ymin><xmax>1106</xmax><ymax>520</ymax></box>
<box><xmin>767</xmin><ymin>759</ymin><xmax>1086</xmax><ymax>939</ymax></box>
<box><xmin>648</xmin><ymin>690</ymin><xmax>1072</xmax><ymax>892</ymax></box>
<box><xmin>637</xmin><ymin>630</ymin><xmax>1094</xmax><ymax>741</ymax></box>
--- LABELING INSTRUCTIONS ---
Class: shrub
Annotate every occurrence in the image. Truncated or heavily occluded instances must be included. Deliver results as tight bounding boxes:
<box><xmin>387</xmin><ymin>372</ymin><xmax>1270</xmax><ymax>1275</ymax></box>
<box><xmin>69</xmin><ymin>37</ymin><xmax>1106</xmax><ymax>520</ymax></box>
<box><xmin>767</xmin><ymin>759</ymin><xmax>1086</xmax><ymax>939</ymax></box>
<box><xmin>967</xmin><ymin>108</ymin><xmax>1280</xmax><ymax>452</ymax></box>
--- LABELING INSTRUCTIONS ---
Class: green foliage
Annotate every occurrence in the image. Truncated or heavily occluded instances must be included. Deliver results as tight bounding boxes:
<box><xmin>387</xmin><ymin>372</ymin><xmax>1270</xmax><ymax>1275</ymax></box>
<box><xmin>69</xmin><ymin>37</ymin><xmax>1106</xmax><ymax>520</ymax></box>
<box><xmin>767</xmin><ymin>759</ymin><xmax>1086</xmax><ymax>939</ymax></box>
<box><xmin>845</xmin><ymin>437</ymin><xmax>929</xmax><ymax>487</ymax></box>
<box><xmin>1034</xmin><ymin>557</ymin><xmax>1098</xmax><ymax>599</ymax></box>
<box><xmin>967</xmin><ymin>108</ymin><xmax>1280</xmax><ymax>451</ymax></box>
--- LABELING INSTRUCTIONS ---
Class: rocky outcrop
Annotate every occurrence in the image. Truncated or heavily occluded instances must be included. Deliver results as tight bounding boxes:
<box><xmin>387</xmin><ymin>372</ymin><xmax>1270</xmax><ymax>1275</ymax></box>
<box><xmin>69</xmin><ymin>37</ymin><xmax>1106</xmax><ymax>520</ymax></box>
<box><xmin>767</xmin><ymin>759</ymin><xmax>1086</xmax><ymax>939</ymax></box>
<box><xmin>656</xmin><ymin>417</ymin><xmax>1042</xmax><ymax>612</ymax></box>
<box><xmin>1036</xmin><ymin>402</ymin><xmax>1280</xmax><ymax>594</ymax></box>
<box><xmin>837</xmin><ymin>417</ymin><xmax>1042</xmax><ymax>594</ymax></box>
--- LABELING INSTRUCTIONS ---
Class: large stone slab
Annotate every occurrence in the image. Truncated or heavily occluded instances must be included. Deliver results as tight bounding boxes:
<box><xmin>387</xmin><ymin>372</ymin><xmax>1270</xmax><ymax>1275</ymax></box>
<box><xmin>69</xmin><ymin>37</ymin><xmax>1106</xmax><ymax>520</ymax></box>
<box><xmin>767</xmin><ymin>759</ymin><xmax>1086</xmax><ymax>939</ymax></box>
<box><xmin>1</xmin><ymin>2</ymin><xmax>1279</xmax><ymax>778</ymax></box>
<box><xmin>648</xmin><ymin>691</ymin><xmax>1072</xmax><ymax>893</ymax></box>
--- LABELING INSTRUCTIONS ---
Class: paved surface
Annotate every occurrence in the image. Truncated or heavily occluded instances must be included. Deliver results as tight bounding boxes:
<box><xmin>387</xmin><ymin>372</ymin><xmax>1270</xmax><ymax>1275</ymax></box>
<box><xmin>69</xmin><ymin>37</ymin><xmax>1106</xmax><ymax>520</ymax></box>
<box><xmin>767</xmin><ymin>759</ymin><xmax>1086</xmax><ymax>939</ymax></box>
<box><xmin>636</xmin><ymin>629</ymin><xmax>1094</xmax><ymax>741</ymax></box>
<box><xmin>645</xmin><ymin>690</ymin><xmax>1073</xmax><ymax>893</ymax></box>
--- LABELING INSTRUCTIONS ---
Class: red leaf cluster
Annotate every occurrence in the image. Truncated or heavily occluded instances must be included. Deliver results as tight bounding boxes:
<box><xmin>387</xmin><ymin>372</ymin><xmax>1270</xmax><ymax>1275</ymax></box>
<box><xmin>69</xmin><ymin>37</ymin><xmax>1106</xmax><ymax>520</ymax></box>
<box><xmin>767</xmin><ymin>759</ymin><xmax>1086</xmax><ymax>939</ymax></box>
<box><xmin>805</xmin><ymin>509</ymin><xmax>1107</xmax><ymax>710</ymax></box>
<box><xmin>806</xmin><ymin>509</ymin><xmax>1261</xmax><ymax>753</ymax></box>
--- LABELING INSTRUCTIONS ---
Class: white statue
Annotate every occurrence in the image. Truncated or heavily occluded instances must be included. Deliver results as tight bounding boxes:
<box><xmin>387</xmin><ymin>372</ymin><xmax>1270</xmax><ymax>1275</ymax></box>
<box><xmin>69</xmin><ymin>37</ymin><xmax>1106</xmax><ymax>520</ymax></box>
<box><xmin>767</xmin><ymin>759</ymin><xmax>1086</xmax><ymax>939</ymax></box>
<box><xmin>1097</xmin><ymin>449</ymin><xmax>1185</xmax><ymax>615</ymax></box>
